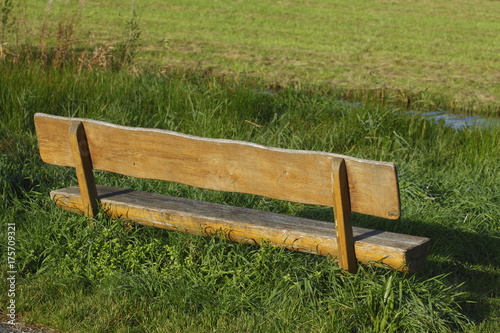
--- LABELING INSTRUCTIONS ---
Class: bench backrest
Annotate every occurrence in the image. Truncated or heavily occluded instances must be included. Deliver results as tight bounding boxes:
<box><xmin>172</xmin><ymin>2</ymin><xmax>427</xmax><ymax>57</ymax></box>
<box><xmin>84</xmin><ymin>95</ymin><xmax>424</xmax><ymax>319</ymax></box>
<box><xmin>34</xmin><ymin>113</ymin><xmax>400</xmax><ymax>220</ymax></box>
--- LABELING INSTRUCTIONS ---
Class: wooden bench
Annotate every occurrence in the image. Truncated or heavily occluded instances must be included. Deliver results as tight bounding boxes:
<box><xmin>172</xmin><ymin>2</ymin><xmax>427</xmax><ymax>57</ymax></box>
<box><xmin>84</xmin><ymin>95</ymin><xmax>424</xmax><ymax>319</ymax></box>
<box><xmin>34</xmin><ymin>113</ymin><xmax>430</xmax><ymax>273</ymax></box>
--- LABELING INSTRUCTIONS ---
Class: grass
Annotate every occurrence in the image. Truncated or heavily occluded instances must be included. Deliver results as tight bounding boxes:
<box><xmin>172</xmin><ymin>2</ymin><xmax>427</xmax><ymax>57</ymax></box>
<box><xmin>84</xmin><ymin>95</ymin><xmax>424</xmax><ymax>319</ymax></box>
<box><xmin>1</xmin><ymin>0</ymin><xmax>499</xmax><ymax>114</ymax></box>
<box><xmin>0</xmin><ymin>61</ymin><xmax>499</xmax><ymax>332</ymax></box>
<box><xmin>0</xmin><ymin>1</ymin><xmax>499</xmax><ymax>331</ymax></box>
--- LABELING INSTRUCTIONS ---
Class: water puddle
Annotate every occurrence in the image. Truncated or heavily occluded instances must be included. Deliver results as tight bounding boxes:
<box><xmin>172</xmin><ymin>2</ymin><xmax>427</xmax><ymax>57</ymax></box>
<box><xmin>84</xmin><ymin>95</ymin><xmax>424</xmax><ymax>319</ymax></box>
<box><xmin>339</xmin><ymin>101</ymin><xmax>499</xmax><ymax>130</ymax></box>
<box><xmin>412</xmin><ymin>111</ymin><xmax>499</xmax><ymax>130</ymax></box>
<box><xmin>251</xmin><ymin>90</ymin><xmax>498</xmax><ymax>130</ymax></box>
<box><xmin>340</xmin><ymin>101</ymin><xmax>499</xmax><ymax>130</ymax></box>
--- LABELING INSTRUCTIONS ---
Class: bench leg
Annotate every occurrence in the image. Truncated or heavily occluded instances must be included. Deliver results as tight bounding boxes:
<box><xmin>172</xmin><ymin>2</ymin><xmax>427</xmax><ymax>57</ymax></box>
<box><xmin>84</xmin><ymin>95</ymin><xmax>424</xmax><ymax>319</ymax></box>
<box><xmin>332</xmin><ymin>158</ymin><xmax>357</xmax><ymax>273</ymax></box>
<box><xmin>69</xmin><ymin>120</ymin><xmax>99</xmax><ymax>217</ymax></box>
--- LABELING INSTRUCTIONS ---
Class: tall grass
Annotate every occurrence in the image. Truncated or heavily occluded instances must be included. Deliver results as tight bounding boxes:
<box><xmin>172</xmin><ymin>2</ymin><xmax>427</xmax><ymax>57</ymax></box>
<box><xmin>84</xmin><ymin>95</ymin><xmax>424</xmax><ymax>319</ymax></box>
<box><xmin>1</xmin><ymin>57</ymin><xmax>498</xmax><ymax>331</ymax></box>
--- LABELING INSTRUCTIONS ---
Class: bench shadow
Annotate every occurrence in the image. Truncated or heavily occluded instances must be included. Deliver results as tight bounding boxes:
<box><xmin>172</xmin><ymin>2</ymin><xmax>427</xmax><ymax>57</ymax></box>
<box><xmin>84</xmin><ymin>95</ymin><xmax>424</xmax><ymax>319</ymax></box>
<box><xmin>98</xmin><ymin>189</ymin><xmax>135</xmax><ymax>199</ymax></box>
<box><xmin>352</xmin><ymin>229</ymin><xmax>384</xmax><ymax>241</ymax></box>
<box><xmin>297</xmin><ymin>206</ymin><xmax>499</xmax><ymax>323</ymax></box>
<box><xmin>94</xmin><ymin>193</ymin><xmax>497</xmax><ymax>324</ymax></box>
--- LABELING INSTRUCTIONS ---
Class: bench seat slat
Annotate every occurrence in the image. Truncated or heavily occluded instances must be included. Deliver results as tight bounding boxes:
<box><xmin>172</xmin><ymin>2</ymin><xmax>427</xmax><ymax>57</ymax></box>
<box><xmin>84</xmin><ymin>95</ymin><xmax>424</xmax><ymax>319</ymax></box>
<box><xmin>51</xmin><ymin>185</ymin><xmax>430</xmax><ymax>273</ymax></box>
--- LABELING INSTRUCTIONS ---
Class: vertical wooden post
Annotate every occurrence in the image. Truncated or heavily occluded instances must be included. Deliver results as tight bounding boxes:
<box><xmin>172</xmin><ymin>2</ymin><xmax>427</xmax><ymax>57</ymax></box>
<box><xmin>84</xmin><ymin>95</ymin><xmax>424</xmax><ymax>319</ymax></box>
<box><xmin>331</xmin><ymin>158</ymin><xmax>357</xmax><ymax>273</ymax></box>
<box><xmin>69</xmin><ymin>120</ymin><xmax>99</xmax><ymax>217</ymax></box>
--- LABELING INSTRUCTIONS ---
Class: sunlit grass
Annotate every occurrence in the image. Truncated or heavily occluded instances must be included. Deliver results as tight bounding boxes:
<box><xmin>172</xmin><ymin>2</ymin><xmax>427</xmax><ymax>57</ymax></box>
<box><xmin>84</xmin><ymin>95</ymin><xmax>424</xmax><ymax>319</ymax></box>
<box><xmin>0</xmin><ymin>3</ymin><xmax>498</xmax><ymax>330</ymax></box>
<box><xmin>0</xmin><ymin>60</ymin><xmax>499</xmax><ymax>331</ymax></box>
<box><xmin>2</xmin><ymin>0</ymin><xmax>499</xmax><ymax>114</ymax></box>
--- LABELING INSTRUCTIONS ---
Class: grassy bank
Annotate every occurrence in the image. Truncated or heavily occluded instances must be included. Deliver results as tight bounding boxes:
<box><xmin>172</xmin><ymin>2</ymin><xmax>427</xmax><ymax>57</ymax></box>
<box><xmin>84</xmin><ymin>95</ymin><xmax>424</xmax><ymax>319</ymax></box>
<box><xmin>1</xmin><ymin>1</ymin><xmax>499</xmax><ymax>331</ymax></box>
<box><xmin>1</xmin><ymin>0</ymin><xmax>499</xmax><ymax>114</ymax></box>
<box><xmin>1</xmin><ymin>60</ymin><xmax>499</xmax><ymax>331</ymax></box>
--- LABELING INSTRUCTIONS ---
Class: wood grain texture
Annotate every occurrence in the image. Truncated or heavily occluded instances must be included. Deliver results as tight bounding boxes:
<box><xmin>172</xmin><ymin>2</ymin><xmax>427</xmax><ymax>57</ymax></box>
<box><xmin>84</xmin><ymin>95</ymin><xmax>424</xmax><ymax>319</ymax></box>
<box><xmin>51</xmin><ymin>185</ymin><xmax>430</xmax><ymax>273</ymax></box>
<box><xmin>68</xmin><ymin>121</ymin><xmax>99</xmax><ymax>217</ymax></box>
<box><xmin>332</xmin><ymin>158</ymin><xmax>357</xmax><ymax>273</ymax></box>
<box><xmin>34</xmin><ymin>113</ymin><xmax>401</xmax><ymax>219</ymax></box>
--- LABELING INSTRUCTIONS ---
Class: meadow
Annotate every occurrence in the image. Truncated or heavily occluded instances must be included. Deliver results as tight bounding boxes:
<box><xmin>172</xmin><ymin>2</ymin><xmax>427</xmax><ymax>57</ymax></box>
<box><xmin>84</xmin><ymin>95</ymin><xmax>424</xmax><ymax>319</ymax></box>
<box><xmin>1</xmin><ymin>1</ymin><xmax>499</xmax><ymax>332</ymax></box>
<box><xmin>2</xmin><ymin>0</ymin><xmax>500</xmax><ymax>114</ymax></box>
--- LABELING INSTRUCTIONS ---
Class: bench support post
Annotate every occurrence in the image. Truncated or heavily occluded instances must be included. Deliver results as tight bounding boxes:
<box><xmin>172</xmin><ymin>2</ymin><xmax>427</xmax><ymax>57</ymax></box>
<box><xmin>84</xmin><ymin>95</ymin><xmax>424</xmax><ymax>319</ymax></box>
<box><xmin>332</xmin><ymin>158</ymin><xmax>357</xmax><ymax>273</ymax></box>
<box><xmin>69</xmin><ymin>120</ymin><xmax>99</xmax><ymax>217</ymax></box>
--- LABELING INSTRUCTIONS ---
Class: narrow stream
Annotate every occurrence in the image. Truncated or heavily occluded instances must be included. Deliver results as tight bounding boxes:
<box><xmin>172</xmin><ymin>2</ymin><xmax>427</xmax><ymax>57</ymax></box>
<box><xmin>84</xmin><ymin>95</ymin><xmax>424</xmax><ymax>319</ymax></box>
<box><xmin>253</xmin><ymin>90</ymin><xmax>498</xmax><ymax>130</ymax></box>
<box><xmin>412</xmin><ymin>111</ymin><xmax>499</xmax><ymax>130</ymax></box>
<box><xmin>341</xmin><ymin>101</ymin><xmax>499</xmax><ymax>130</ymax></box>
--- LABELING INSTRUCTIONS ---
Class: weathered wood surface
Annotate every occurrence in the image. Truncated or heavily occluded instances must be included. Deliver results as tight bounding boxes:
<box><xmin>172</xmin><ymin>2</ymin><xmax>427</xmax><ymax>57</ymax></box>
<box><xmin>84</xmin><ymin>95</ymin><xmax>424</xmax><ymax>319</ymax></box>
<box><xmin>331</xmin><ymin>158</ymin><xmax>357</xmax><ymax>273</ymax></box>
<box><xmin>51</xmin><ymin>185</ymin><xmax>430</xmax><ymax>273</ymax></box>
<box><xmin>68</xmin><ymin>121</ymin><xmax>99</xmax><ymax>217</ymax></box>
<box><xmin>34</xmin><ymin>113</ymin><xmax>401</xmax><ymax>219</ymax></box>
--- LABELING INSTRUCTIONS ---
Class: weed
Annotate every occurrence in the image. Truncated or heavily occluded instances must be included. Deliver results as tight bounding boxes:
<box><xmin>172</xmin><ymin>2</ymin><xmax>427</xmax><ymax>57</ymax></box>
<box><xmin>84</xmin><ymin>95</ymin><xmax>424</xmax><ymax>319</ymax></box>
<box><xmin>0</xmin><ymin>0</ymin><xmax>15</xmax><ymax>41</ymax></box>
<box><xmin>114</xmin><ymin>9</ymin><xmax>142</xmax><ymax>70</ymax></box>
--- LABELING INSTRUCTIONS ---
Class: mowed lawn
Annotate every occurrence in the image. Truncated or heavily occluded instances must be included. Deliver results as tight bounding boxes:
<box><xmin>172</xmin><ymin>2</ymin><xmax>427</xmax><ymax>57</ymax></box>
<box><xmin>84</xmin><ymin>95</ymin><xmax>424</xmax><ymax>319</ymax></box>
<box><xmin>13</xmin><ymin>0</ymin><xmax>500</xmax><ymax>113</ymax></box>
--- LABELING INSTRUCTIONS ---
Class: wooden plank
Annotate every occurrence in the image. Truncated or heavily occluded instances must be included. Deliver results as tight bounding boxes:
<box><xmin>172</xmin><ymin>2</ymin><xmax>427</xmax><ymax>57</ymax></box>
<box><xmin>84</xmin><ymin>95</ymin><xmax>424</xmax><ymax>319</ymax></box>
<box><xmin>68</xmin><ymin>121</ymin><xmax>99</xmax><ymax>217</ymax></box>
<box><xmin>332</xmin><ymin>158</ymin><xmax>357</xmax><ymax>273</ymax></box>
<box><xmin>34</xmin><ymin>113</ymin><xmax>401</xmax><ymax>219</ymax></box>
<box><xmin>50</xmin><ymin>185</ymin><xmax>430</xmax><ymax>273</ymax></box>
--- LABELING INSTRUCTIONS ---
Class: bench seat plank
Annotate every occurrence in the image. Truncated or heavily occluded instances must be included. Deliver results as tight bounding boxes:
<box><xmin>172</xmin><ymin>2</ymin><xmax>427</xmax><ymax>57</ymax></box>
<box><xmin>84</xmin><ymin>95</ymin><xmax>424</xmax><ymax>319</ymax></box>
<box><xmin>51</xmin><ymin>185</ymin><xmax>430</xmax><ymax>273</ymax></box>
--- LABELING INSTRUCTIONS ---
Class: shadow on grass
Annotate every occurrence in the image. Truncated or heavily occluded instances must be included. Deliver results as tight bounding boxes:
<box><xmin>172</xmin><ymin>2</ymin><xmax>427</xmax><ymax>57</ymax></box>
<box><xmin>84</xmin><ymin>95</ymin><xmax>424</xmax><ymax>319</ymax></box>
<box><xmin>297</xmin><ymin>206</ymin><xmax>499</xmax><ymax>323</ymax></box>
